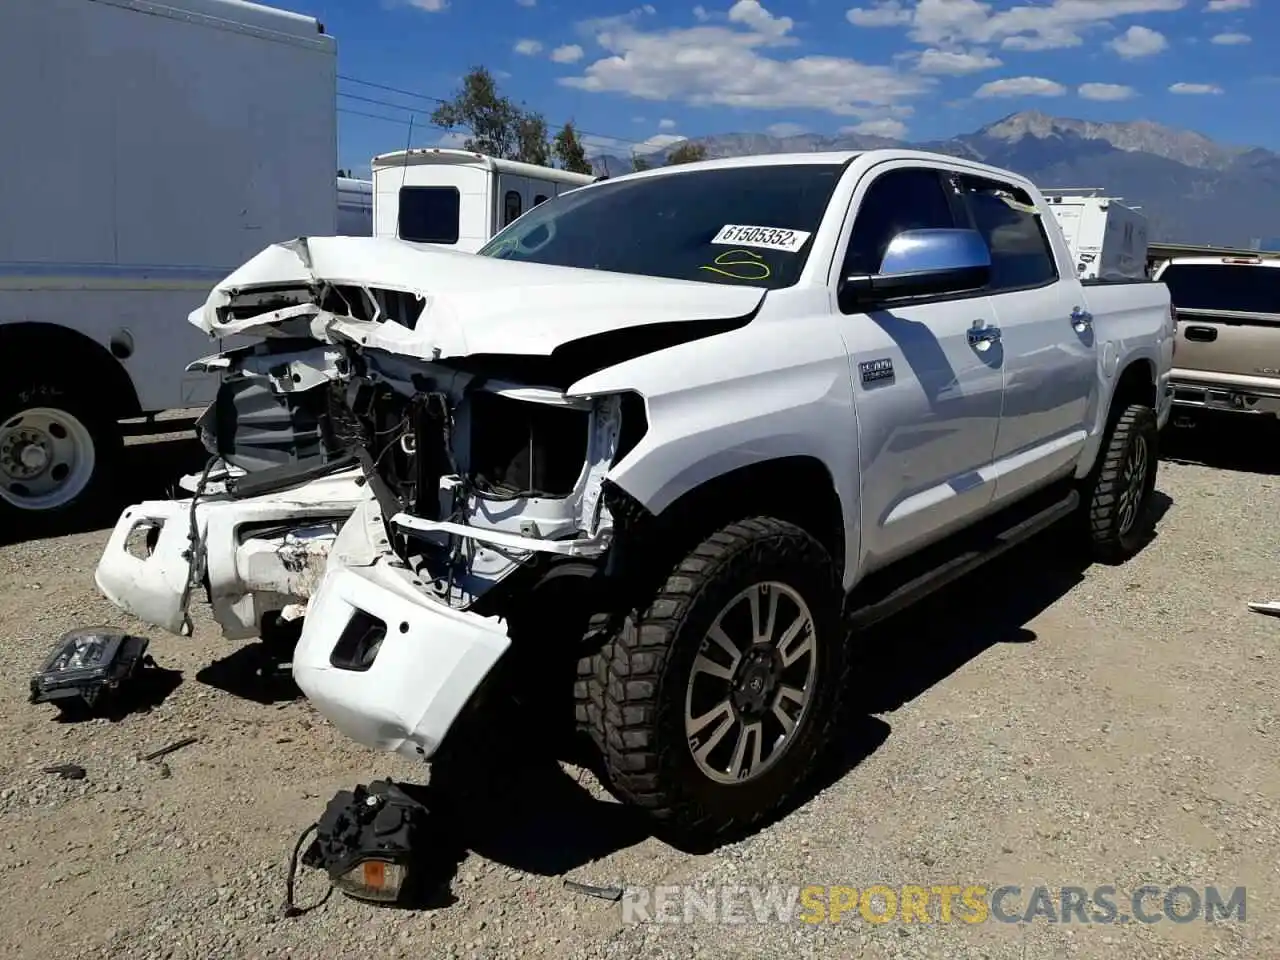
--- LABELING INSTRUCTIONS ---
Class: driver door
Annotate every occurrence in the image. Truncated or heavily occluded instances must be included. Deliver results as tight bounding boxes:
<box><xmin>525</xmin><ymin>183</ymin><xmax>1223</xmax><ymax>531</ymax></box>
<box><xmin>832</xmin><ymin>163</ymin><xmax>1004</xmax><ymax>569</ymax></box>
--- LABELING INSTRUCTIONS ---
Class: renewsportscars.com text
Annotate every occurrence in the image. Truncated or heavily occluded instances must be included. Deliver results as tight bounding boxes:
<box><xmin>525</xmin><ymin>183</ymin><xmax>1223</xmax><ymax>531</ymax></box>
<box><xmin>620</xmin><ymin>884</ymin><xmax>1247</xmax><ymax>926</ymax></box>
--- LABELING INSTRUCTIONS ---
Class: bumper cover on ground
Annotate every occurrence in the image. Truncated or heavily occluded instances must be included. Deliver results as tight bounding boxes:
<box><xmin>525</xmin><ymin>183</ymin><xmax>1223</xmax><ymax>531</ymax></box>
<box><xmin>291</xmin><ymin>559</ymin><xmax>511</xmax><ymax>761</ymax></box>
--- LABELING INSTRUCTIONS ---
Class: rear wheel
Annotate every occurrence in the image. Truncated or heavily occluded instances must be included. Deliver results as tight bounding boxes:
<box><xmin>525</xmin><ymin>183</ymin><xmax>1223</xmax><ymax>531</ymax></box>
<box><xmin>574</xmin><ymin>517</ymin><xmax>849</xmax><ymax>840</ymax></box>
<box><xmin>0</xmin><ymin>381</ymin><xmax>122</xmax><ymax>531</ymax></box>
<box><xmin>1082</xmin><ymin>402</ymin><xmax>1159</xmax><ymax>564</ymax></box>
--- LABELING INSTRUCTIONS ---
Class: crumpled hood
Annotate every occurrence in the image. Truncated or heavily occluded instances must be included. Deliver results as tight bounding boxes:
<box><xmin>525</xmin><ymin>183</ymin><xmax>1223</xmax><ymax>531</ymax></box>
<box><xmin>189</xmin><ymin>235</ymin><xmax>765</xmax><ymax>359</ymax></box>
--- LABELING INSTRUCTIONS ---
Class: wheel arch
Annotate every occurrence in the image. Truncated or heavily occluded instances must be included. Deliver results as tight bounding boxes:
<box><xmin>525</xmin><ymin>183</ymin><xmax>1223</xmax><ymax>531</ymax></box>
<box><xmin>0</xmin><ymin>322</ymin><xmax>142</xmax><ymax>419</ymax></box>
<box><xmin>602</xmin><ymin>454</ymin><xmax>849</xmax><ymax>594</ymax></box>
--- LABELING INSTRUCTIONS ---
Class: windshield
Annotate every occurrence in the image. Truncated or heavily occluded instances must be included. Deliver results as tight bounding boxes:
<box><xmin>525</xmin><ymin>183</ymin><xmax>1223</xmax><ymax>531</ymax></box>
<box><xmin>476</xmin><ymin>163</ymin><xmax>845</xmax><ymax>290</ymax></box>
<box><xmin>1161</xmin><ymin>263</ymin><xmax>1280</xmax><ymax>314</ymax></box>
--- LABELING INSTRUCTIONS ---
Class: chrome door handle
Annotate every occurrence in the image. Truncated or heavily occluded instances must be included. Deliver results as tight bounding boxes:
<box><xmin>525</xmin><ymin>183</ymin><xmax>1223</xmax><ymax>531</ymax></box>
<box><xmin>1071</xmin><ymin>306</ymin><xmax>1093</xmax><ymax>332</ymax></box>
<box><xmin>967</xmin><ymin>324</ymin><xmax>1001</xmax><ymax>350</ymax></box>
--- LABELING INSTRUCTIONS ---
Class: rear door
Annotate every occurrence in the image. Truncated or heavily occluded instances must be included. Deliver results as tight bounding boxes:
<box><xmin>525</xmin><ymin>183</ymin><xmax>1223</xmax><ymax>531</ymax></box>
<box><xmin>1160</xmin><ymin>259</ymin><xmax>1280</xmax><ymax>396</ymax></box>
<box><xmin>953</xmin><ymin>173</ymin><xmax>1097</xmax><ymax>504</ymax></box>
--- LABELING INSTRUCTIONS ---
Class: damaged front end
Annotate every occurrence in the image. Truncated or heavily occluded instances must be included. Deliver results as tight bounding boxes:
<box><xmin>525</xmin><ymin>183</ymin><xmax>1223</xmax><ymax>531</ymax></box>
<box><xmin>290</xmin><ymin>347</ymin><xmax>649</xmax><ymax>760</ymax></box>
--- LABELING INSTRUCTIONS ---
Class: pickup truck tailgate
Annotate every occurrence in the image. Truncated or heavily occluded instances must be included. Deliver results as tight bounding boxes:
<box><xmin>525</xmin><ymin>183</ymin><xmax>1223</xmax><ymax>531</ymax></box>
<box><xmin>1159</xmin><ymin>259</ymin><xmax>1280</xmax><ymax>411</ymax></box>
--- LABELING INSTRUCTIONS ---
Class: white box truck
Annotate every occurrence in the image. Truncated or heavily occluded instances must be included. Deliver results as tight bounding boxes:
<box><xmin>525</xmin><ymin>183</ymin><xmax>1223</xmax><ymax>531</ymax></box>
<box><xmin>1043</xmin><ymin>189</ymin><xmax>1150</xmax><ymax>281</ymax></box>
<box><xmin>372</xmin><ymin>148</ymin><xmax>597</xmax><ymax>252</ymax></box>
<box><xmin>0</xmin><ymin>0</ymin><xmax>339</xmax><ymax>528</ymax></box>
<box><xmin>337</xmin><ymin>177</ymin><xmax>373</xmax><ymax>236</ymax></box>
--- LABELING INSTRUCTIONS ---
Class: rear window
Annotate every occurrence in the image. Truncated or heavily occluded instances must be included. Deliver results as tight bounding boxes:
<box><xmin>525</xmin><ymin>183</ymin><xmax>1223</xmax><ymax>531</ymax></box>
<box><xmin>1160</xmin><ymin>263</ymin><xmax>1280</xmax><ymax>314</ymax></box>
<box><xmin>398</xmin><ymin>186</ymin><xmax>460</xmax><ymax>244</ymax></box>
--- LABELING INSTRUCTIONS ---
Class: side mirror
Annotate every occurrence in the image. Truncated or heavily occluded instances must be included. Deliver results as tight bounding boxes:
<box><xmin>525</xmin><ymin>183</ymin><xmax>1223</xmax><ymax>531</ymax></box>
<box><xmin>841</xmin><ymin>228</ymin><xmax>991</xmax><ymax>308</ymax></box>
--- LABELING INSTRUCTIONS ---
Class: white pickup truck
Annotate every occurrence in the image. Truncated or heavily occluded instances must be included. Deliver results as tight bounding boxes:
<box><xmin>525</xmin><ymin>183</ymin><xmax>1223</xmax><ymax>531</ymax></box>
<box><xmin>96</xmin><ymin>150</ymin><xmax>1174</xmax><ymax>837</ymax></box>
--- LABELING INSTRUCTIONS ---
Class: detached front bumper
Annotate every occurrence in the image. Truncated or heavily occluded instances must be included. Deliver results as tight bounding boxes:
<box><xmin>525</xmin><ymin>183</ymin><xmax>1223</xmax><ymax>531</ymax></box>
<box><xmin>292</xmin><ymin>555</ymin><xmax>511</xmax><ymax>761</ymax></box>
<box><xmin>94</xmin><ymin>469</ymin><xmax>365</xmax><ymax>639</ymax></box>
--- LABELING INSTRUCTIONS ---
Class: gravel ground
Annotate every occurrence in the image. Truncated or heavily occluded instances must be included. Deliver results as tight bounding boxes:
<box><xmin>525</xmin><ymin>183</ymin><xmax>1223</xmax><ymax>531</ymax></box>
<box><xmin>0</xmin><ymin>419</ymin><xmax>1277</xmax><ymax>960</ymax></box>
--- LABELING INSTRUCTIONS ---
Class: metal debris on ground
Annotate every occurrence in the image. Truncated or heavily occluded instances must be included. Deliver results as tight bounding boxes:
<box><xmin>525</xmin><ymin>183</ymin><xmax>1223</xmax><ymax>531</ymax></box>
<box><xmin>28</xmin><ymin>628</ymin><xmax>153</xmax><ymax>713</ymax></box>
<box><xmin>41</xmin><ymin>764</ymin><xmax>86</xmax><ymax>781</ymax></box>
<box><xmin>141</xmin><ymin>736</ymin><xmax>199</xmax><ymax>762</ymax></box>
<box><xmin>562</xmin><ymin>879</ymin><xmax>624</xmax><ymax>902</ymax></box>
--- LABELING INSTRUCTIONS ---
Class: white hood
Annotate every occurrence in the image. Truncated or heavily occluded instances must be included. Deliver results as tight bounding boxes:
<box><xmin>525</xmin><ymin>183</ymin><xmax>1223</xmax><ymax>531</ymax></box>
<box><xmin>189</xmin><ymin>236</ymin><xmax>765</xmax><ymax>359</ymax></box>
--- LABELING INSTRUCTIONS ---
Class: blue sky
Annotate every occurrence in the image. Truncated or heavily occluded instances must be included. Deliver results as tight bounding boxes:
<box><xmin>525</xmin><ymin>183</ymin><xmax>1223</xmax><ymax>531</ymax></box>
<box><xmin>276</xmin><ymin>0</ymin><xmax>1274</xmax><ymax>172</ymax></box>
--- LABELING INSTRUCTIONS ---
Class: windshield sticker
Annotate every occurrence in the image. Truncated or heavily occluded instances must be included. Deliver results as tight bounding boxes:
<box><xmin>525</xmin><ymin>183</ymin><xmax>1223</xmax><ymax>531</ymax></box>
<box><xmin>711</xmin><ymin>224</ymin><xmax>811</xmax><ymax>253</ymax></box>
<box><xmin>699</xmin><ymin>249</ymin><xmax>772</xmax><ymax>282</ymax></box>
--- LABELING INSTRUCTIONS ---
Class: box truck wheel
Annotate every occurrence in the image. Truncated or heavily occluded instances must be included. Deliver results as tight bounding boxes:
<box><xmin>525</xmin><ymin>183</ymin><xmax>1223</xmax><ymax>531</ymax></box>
<box><xmin>0</xmin><ymin>380</ymin><xmax>121</xmax><ymax>528</ymax></box>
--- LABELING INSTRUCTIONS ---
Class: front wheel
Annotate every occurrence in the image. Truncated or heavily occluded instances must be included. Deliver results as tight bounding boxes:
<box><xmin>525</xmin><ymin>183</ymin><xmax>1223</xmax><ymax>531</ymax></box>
<box><xmin>1083</xmin><ymin>402</ymin><xmax>1159</xmax><ymax>564</ymax></box>
<box><xmin>574</xmin><ymin>517</ymin><xmax>849</xmax><ymax>840</ymax></box>
<box><xmin>0</xmin><ymin>381</ymin><xmax>122</xmax><ymax>531</ymax></box>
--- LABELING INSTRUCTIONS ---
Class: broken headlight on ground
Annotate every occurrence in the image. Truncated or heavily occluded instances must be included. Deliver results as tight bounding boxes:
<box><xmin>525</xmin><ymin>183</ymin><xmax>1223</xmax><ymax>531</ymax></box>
<box><xmin>28</xmin><ymin>628</ymin><xmax>152</xmax><ymax>713</ymax></box>
<box><xmin>295</xmin><ymin>779</ymin><xmax>441</xmax><ymax>907</ymax></box>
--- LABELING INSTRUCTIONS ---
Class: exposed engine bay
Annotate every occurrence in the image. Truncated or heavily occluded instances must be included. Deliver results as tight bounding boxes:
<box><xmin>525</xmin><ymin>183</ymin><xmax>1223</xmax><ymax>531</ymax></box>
<box><xmin>189</xmin><ymin>277</ymin><xmax>655</xmax><ymax>616</ymax></box>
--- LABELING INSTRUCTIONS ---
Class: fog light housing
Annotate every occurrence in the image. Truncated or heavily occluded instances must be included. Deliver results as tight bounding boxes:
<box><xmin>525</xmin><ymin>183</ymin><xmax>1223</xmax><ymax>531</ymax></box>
<box><xmin>300</xmin><ymin>779</ymin><xmax>436</xmax><ymax>907</ymax></box>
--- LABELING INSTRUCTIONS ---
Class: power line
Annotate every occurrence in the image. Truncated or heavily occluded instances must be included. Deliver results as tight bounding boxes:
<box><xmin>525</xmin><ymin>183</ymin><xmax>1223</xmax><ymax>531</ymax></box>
<box><xmin>336</xmin><ymin>73</ymin><xmax>652</xmax><ymax>150</ymax></box>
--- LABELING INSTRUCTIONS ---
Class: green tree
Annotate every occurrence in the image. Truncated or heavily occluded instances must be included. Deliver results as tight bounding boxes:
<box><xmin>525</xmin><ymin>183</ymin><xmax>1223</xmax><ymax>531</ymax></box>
<box><xmin>553</xmin><ymin>122</ymin><xmax>594</xmax><ymax>174</ymax></box>
<box><xmin>431</xmin><ymin>66</ymin><xmax>522</xmax><ymax>159</ymax></box>
<box><xmin>630</xmin><ymin>151</ymin><xmax>652</xmax><ymax>172</ymax></box>
<box><xmin>665</xmin><ymin>140</ymin><xmax>708</xmax><ymax>165</ymax></box>
<box><xmin>517</xmin><ymin>111</ymin><xmax>551</xmax><ymax>167</ymax></box>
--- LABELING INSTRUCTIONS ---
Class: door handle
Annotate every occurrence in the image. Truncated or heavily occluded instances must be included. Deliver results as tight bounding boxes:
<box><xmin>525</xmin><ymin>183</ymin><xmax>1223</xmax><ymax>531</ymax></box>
<box><xmin>967</xmin><ymin>324</ymin><xmax>1001</xmax><ymax>351</ymax></box>
<box><xmin>1071</xmin><ymin>306</ymin><xmax>1093</xmax><ymax>332</ymax></box>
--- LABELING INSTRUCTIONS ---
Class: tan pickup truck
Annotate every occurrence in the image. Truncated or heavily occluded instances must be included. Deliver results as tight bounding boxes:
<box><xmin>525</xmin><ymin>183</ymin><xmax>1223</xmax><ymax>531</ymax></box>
<box><xmin>1154</xmin><ymin>254</ymin><xmax>1280</xmax><ymax>422</ymax></box>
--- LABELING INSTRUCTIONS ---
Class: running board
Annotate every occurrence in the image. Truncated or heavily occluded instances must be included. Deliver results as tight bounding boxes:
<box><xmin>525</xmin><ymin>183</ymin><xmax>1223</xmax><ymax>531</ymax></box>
<box><xmin>847</xmin><ymin>488</ymin><xmax>1081</xmax><ymax>632</ymax></box>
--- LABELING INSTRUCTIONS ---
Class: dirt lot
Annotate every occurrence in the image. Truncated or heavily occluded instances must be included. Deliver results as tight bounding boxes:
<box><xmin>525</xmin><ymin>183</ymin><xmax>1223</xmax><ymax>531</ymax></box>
<box><xmin>1</xmin><ymin>420</ymin><xmax>1277</xmax><ymax>960</ymax></box>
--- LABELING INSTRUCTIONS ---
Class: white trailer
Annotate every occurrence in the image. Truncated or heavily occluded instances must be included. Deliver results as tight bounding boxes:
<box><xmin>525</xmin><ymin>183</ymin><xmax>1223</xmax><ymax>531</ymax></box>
<box><xmin>1043</xmin><ymin>189</ymin><xmax>1150</xmax><ymax>281</ymax></box>
<box><xmin>0</xmin><ymin>0</ymin><xmax>338</xmax><ymax>527</ymax></box>
<box><xmin>371</xmin><ymin>148</ymin><xmax>597</xmax><ymax>252</ymax></box>
<box><xmin>337</xmin><ymin>177</ymin><xmax>373</xmax><ymax>236</ymax></box>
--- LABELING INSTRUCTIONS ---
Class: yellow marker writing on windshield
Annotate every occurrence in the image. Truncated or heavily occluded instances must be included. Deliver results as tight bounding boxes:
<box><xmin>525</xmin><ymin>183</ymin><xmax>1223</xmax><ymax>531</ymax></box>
<box><xmin>699</xmin><ymin>249</ymin><xmax>772</xmax><ymax>282</ymax></box>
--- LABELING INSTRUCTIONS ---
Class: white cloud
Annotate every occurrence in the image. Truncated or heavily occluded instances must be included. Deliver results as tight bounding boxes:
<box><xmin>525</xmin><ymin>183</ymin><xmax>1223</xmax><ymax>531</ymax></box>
<box><xmin>407</xmin><ymin>0</ymin><xmax>447</xmax><ymax>10</ymax></box>
<box><xmin>842</xmin><ymin>118</ymin><xmax>908</xmax><ymax>138</ymax></box>
<box><xmin>693</xmin><ymin>4</ymin><xmax>711</xmax><ymax>20</ymax></box>
<box><xmin>658</xmin><ymin>118</ymin><xmax>677</xmax><ymax>129</ymax></box>
<box><xmin>1108</xmin><ymin>25</ymin><xmax>1167</xmax><ymax>57</ymax></box>
<box><xmin>846</xmin><ymin>0</ymin><xmax>1185</xmax><ymax>53</ymax></box>
<box><xmin>974</xmin><ymin>76</ymin><xmax>1067</xmax><ymax>98</ymax></box>
<box><xmin>913</xmin><ymin>47</ymin><xmax>1002</xmax><ymax>74</ymax></box>
<box><xmin>516</xmin><ymin>0</ymin><xmax>536</xmax><ymax>6</ymax></box>
<box><xmin>562</xmin><ymin>0</ymin><xmax>932</xmax><ymax>116</ymax></box>
<box><xmin>1078</xmin><ymin>82</ymin><xmax>1137</xmax><ymax>100</ymax></box>
<box><xmin>766</xmin><ymin>122</ymin><xmax>808</xmax><ymax>137</ymax></box>
<box><xmin>1169</xmin><ymin>81</ymin><xmax>1224</xmax><ymax>94</ymax></box>
<box><xmin>551</xmin><ymin>43</ymin><xmax>585</xmax><ymax>62</ymax></box>
<box><xmin>514</xmin><ymin>38</ymin><xmax>543</xmax><ymax>55</ymax></box>
<box><xmin>847</xmin><ymin>1</ymin><xmax>912</xmax><ymax>27</ymax></box>
<box><xmin>436</xmin><ymin>131</ymin><xmax>469</xmax><ymax>148</ymax></box>
<box><xmin>1211</xmin><ymin>32</ymin><xmax>1251</xmax><ymax>44</ymax></box>
<box><xmin>1205</xmin><ymin>0</ymin><xmax>1250</xmax><ymax>10</ymax></box>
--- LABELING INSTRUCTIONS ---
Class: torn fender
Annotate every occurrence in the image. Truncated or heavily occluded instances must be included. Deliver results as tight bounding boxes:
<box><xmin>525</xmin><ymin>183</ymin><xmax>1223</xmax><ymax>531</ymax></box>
<box><xmin>188</xmin><ymin>235</ymin><xmax>765</xmax><ymax>360</ymax></box>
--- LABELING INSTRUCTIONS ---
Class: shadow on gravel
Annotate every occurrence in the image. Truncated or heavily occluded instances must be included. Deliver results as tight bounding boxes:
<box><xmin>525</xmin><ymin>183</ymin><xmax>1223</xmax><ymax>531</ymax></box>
<box><xmin>0</xmin><ymin>430</ymin><xmax>206</xmax><ymax>547</ymax></box>
<box><xmin>1160</xmin><ymin>413</ymin><xmax>1280</xmax><ymax>476</ymax></box>
<box><xmin>196</xmin><ymin>643</ymin><xmax>302</xmax><ymax>705</ymax></box>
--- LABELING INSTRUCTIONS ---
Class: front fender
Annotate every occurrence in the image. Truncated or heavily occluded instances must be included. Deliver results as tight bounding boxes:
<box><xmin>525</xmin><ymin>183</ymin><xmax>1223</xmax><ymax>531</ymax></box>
<box><xmin>567</xmin><ymin>311</ymin><xmax>863</xmax><ymax>591</ymax></box>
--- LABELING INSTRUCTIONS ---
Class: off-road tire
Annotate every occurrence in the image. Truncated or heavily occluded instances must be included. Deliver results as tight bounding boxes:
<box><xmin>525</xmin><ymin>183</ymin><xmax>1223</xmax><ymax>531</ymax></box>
<box><xmin>574</xmin><ymin>517</ymin><xmax>849</xmax><ymax>841</ymax></box>
<box><xmin>1083</xmin><ymin>402</ymin><xmax>1159</xmax><ymax>564</ymax></box>
<box><xmin>0</xmin><ymin>379</ymin><xmax>122</xmax><ymax>535</ymax></box>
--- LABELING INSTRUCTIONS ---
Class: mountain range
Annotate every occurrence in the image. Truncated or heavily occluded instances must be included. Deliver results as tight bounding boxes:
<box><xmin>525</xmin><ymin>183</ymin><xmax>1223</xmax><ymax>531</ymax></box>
<box><xmin>590</xmin><ymin>111</ymin><xmax>1280</xmax><ymax>247</ymax></box>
